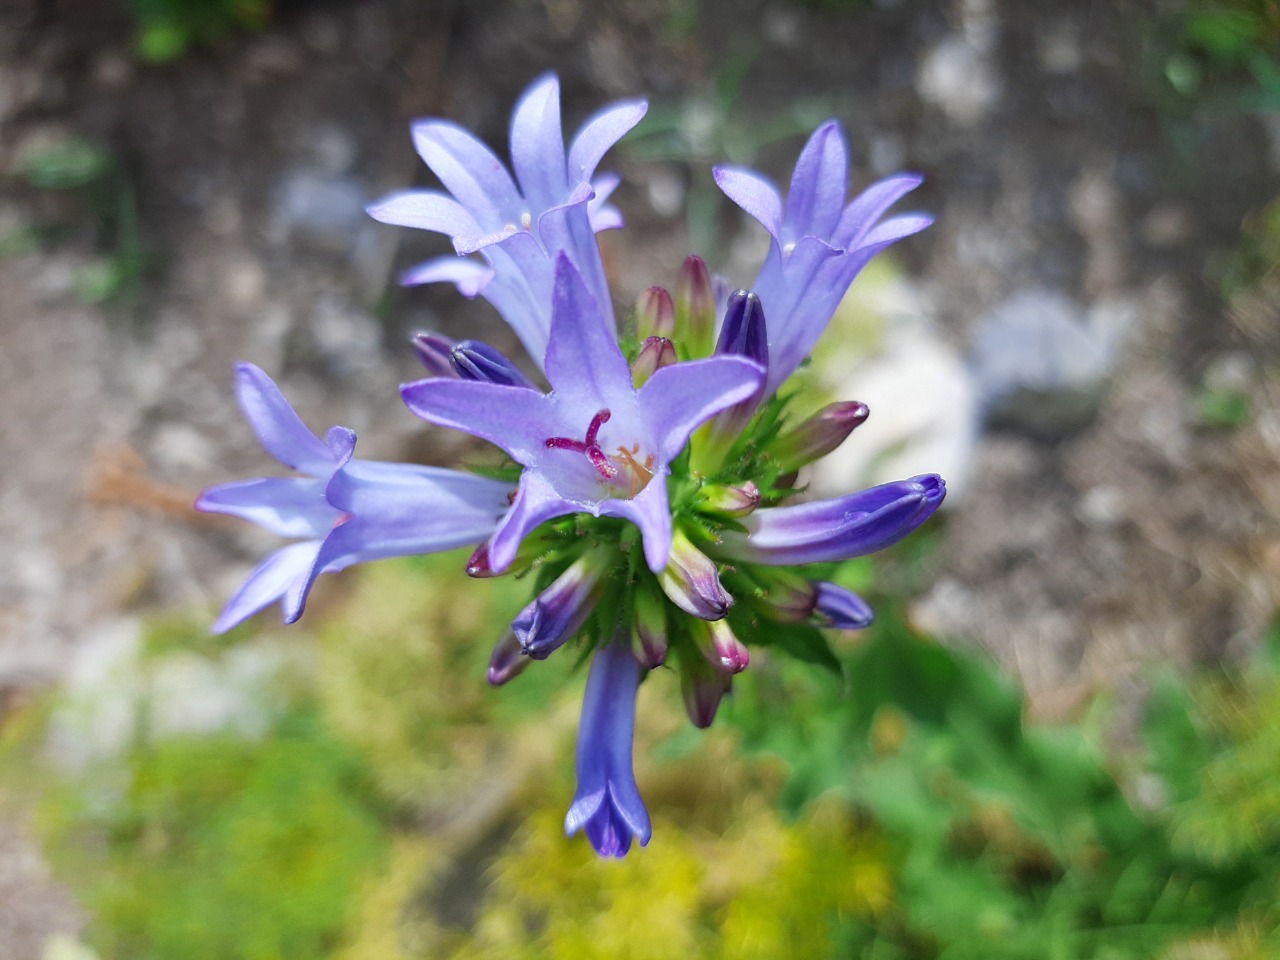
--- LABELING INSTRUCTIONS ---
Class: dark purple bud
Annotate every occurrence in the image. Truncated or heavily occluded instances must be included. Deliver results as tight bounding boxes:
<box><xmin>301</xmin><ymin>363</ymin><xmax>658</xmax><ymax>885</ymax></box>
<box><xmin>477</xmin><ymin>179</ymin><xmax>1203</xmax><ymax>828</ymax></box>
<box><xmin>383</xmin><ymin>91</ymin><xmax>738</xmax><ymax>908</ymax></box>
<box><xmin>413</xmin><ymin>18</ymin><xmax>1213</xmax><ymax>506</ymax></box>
<box><xmin>512</xmin><ymin>553</ymin><xmax>606</xmax><ymax>659</ymax></box>
<box><xmin>635</xmin><ymin>286</ymin><xmax>675</xmax><ymax>340</ymax></box>
<box><xmin>450</xmin><ymin>339</ymin><xmax>535</xmax><ymax>388</ymax></box>
<box><xmin>811</xmin><ymin>581</ymin><xmax>875</xmax><ymax>630</ymax></box>
<box><xmin>680</xmin><ymin>651</ymin><xmax>732</xmax><ymax>728</ymax></box>
<box><xmin>486</xmin><ymin>629</ymin><xmax>530</xmax><ymax>685</ymax></box>
<box><xmin>691</xmin><ymin>618</ymin><xmax>750</xmax><ymax>674</ymax></box>
<box><xmin>658</xmin><ymin>529</ymin><xmax>732</xmax><ymax>620</ymax></box>
<box><xmin>632</xmin><ymin>336</ymin><xmax>677</xmax><ymax>387</ymax></box>
<box><xmin>771</xmin><ymin>401</ymin><xmax>870</xmax><ymax>474</ymax></box>
<box><xmin>696</xmin><ymin>481</ymin><xmax>760</xmax><ymax>519</ymax></box>
<box><xmin>714</xmin><ymin>290</ymin><xmax>769</xmax><ymax>368</ymax></box>
<box><xmin>675</xmin><ymin>255</ymin><xmax>715</xmax><ymax>358</ymax></box>
<box><xmin>411</xmin><ymin>331</ymin><xmax>458</xmax><ymax>378</ymax></box>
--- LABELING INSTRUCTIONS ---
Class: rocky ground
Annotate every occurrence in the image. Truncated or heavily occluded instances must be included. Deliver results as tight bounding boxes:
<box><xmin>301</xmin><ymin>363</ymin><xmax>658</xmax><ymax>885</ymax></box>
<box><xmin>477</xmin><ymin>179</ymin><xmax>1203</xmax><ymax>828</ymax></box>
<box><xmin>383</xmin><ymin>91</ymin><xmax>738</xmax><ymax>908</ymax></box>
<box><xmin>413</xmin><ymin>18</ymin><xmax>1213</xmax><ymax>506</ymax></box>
<box><xmin>0</xmin><ymin>0</ymin><xmax>1276</xmax><ymax>955</ymax></box>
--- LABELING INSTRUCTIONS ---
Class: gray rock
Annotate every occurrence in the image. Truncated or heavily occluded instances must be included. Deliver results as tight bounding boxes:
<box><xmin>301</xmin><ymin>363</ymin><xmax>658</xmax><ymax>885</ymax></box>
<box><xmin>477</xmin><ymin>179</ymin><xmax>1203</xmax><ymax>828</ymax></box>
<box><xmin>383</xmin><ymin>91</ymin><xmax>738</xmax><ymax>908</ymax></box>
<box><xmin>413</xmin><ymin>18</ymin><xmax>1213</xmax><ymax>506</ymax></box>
<box><xmin>274</xmin><ymin>171</ymin><xmax>369</xmax><ymax>255</ymax></box>
<box><xmin>970</xmin><ymin>289</ymin><xmax>1129</xmax><ymax>437</ymax></box>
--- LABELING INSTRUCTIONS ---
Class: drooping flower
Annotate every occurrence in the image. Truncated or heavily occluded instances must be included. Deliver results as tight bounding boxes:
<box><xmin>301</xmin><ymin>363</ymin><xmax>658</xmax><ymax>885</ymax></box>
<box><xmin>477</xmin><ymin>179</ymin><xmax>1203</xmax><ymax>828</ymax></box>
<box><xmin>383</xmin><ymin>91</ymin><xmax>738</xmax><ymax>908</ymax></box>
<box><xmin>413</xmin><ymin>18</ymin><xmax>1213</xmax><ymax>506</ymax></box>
<box><xmin>714</xmin><ymin>121</ymin><xmax>933</xmax><ymax>396</ymax></box>
<box><xmin>565</xmin><ymin>638</ymin><xmax>652</xmax><ymax>858</ymax></box>
<box><xmin>401</xmin><ymin>254</ymin><xmax>764</xmax><ymax>574</ymax></box>
<box><xmin>195</xmin><ymin>363</ymin><xmax>512</xmax><ymax>632</ymax></box>
<box><xmin>368</xmin><ymin>74</ymin><xmax>646</xmax><ymax>367</ymax></box>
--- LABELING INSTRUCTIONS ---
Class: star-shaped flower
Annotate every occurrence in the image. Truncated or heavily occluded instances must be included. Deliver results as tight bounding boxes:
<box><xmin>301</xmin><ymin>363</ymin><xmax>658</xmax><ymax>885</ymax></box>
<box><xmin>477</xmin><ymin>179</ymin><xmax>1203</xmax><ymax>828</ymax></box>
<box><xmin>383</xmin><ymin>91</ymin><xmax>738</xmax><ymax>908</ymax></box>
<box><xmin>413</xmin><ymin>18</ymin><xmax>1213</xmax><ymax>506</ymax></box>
<box><xmin>368</xmin><ymin>74</ymin><xmax>646</xmax><ymax>367</ymax></box>
<box><xmin>196</xmin><ymin>364</ymin><xmax>512</xmax><ymax>632</ymax></box>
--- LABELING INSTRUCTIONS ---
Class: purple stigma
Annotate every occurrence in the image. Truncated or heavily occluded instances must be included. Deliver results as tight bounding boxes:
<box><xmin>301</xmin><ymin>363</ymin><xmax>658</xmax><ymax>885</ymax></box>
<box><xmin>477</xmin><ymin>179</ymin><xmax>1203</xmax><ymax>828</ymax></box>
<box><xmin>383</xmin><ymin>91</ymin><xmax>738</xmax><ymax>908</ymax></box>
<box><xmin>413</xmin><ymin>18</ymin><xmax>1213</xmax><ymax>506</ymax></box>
<box><xmin>545</xmin><ymin>409</ymin><xmax>618</xmax><ymax>479</ymax></box>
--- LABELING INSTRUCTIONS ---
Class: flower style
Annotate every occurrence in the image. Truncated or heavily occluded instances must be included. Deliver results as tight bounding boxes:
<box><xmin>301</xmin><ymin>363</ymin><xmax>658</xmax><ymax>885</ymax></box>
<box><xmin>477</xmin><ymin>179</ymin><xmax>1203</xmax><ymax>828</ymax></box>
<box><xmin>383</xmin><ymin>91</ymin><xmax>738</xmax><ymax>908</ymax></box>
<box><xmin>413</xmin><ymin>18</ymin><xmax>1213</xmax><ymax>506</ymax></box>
<box><xmin>195</xmin><ymin>363</ymin><xmax>512</xmax><ymax>632</ymax></box>
<box><xmin>714</xmin><ymin>122</ymin><xmax>932</xmax><ymax>397</ymax></box>
<box><xmin>199</xmin><ymin>74</ymin><xmax>948</xmax><ymax>860</ymax></box>
<box><xmin>368</xmin><ymin>74</ymin><xmax>646</xmax><ymax>368</ymax></box>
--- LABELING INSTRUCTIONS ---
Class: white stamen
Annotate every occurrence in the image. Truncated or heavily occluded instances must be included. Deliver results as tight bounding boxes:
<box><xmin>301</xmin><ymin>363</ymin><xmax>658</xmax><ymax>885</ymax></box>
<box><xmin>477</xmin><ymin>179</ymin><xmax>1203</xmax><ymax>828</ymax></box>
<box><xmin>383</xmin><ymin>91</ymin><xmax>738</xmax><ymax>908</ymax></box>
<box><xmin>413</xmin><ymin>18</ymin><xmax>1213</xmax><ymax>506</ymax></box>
<box><xmin>520</xmin><ymin>211</ymin><xmax>532</xmax><ymax>230</ymax></box>
<box><xmin>782</xmin><ymin>242</ymin><xmax>796</xmax><ymax>256</ymax></box>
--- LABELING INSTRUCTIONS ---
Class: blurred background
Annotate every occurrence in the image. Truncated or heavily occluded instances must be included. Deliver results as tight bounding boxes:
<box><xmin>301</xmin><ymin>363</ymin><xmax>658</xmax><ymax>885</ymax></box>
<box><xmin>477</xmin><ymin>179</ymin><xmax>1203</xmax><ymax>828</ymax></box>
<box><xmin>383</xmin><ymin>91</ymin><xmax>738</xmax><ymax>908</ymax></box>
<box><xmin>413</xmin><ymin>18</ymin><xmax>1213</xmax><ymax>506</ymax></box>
<box><xmin>1</xmin><ymin>0</ymin><xmax>1278</xmax><ymax>957</ymax></box>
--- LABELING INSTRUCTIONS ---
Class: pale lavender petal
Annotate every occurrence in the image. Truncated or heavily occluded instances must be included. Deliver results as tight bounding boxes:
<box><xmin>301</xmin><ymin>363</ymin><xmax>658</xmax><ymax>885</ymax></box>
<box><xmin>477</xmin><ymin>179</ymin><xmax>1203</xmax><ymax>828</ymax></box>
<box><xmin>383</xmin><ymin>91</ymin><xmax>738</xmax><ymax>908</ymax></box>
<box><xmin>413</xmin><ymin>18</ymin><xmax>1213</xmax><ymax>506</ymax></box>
<box><xmin>587</xmin><ymin>173</ymin><xmax>624</xmax><ymax>232</ymax></box>
<box><xmin>718</xmin><ymin>475</ymin><xmax>946</xmax><ymax>565</ymax></box>
<box><xmin>535</xmin><ymin>191</ymin><xmax>616</xmax><ymax>334</ymax></box>
<box><xmin>784</xmin><ymin>121</ymin><xmax>848</xmax><ymax>241</ymax></box>
<box><xmin>543</xmin><ymin>254</ymin><xmax>633</xmax><ymax>410</ymax></box>
<box><xmin>588</xmin><ymin>204</ymin><xmax>624</xmax><ymax>233</ymax></box>
<box><xmin>234</xmin><ymin>363</ymin><xmax>336</xmax><ymax>476</ymax></box>
<box><xmin>412</xmin><ymin>120</ymin><xmax>522</xmax><ymax>229</ymax></box>
<box><xmin>292</xmin><ymin>462</ymin><xmax>511</xmax><ymax>622</ymax></box>
<box><xmin>567</xmin><ymin>99</ymin><xmax>648</xmax><ymax>182</ymax></box>
<box><xmin>195</xmin><ymin>477</ymin><xmax>336</xmax><ymax>539</ymax></box>
<box><xmin>211</xmin><ymin>540</ymin><xmax>321</xmax><ymax>634</ymax></box>
<box><xmin>599</xmin><ymin>476</ymin><xmax>672</xmax><ymax>572</ymax></box>
<box><xmin>510</xmin><ymin>73</ymin><xmax>567</xmax><ymax>211</ymax></box>
<box><xmin>477</xmin><ymin>229</ymin><xmax>555</xmax><ymax>364</ymax></box>
<box><xmin>636</xmin><ymin>355</ymin><xmax>764</xmax><ymax>461</ymax></box>
<box><xmin>713</xmin><ymin>166</ymin><xmax>783</xmax><ymax>241</ymax></box>
<box><xmin>833</xmin><ymin>173</ymin><xmax>925</xmax><ymax>249</ymax></box>
<box><xmin>487</xmin><ymin>472</ymin><xmax>578</xmax><ymax>573</ymax></box>
<box><xmin>400</xmin><ymin>377</ymin><xmax>556</xmax><ymax>463</ymax></box>
<box><xmin>365</xmin><ymin>191</ymin><xmax>484</xmax><ymax>240</ymax></box>
<box><xmin>399</xmin><ymin>256</ymin><xmax>494</xmax><ymax>296</ymax></box>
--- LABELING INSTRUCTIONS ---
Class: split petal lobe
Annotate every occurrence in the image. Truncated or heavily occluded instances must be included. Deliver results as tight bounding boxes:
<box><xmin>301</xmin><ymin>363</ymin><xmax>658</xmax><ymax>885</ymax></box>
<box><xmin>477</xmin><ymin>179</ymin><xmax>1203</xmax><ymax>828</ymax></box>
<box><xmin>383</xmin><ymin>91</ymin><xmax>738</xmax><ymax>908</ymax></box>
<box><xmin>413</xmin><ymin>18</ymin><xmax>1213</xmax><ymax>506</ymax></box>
<box><xmin>510</xmin><ymin>73</ymin><xmax>567</xmax><ymax>210</ymax></box>
<box><xmin>834</xmin><ymin>173</ymin><xmax>925</xmax><ymax>248</ymax></box>
<box><xmin>399</xmin><ymin>256</ymin><xmax>494</xmax><ymax>296</ymax></box>
<box><xmin>365</xmin><ymin>191</ymin><xmax>483</xmax><ymax>240</ymax></box>
<box><xmin>854</xmin><ymin>213</ymin><xmax>934</xmax><ymax>251</ymax></box>
<box><xmin>637</xmin><ymin>356</ymin><xmax>764</xmax><ymax>461</ymax></box>
<box><xmin>568</xmin><ymin>99</ymin><xmax>648</xmax><ymax>182</ymax></box>
<box><xmin>785</xmin><ymin>121</ymin><xmax>848</xmax><ymax>240</ymax></box>
<box><xmin>713</xmin><ymin>166</ymin><xmax>784</xmax><ymax>241</ymax></box>
<box><xmin>411</xmin><ymin>120</ymin><xmax>523</xmax><ymax>228</ymax></box>
<box><xmin>195</xmin><ymin>477</ymin><xmax>336</xmax><ymax>539</ymax></box>
<box><xmin>544</xmin><ymin>255</ymin><xmax>634</xmax><ymax>409</ymax></box>
<box><xmin>400</xmin><ymin>377</ymin><xmax>555</xmax><ymax>463</ymax></box>
<box><xmin>212</xmin><ymin>540</ymin><xmax>321</xmax><ymax>634</ymax></box>
<box><xmin>234</xmin><ymin>363</ymin><xmax>336</xmax><ymax>476</ymax></box>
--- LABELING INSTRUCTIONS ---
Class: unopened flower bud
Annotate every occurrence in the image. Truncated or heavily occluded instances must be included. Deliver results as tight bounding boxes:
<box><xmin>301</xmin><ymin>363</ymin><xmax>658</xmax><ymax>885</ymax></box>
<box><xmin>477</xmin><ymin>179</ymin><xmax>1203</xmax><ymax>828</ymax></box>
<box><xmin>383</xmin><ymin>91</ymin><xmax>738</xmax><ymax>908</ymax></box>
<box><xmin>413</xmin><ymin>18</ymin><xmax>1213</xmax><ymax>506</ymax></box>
<box><xmin>630</xmin><ymin>587</ymin><xmax>668</xmax><ymax>668</ymax></box>
<box><xmin>512</xmin><ymin>553</ymin><xmax>607</xmax><ymax>659</ymax></box>
<box><xmin>693</xmin><ymin>290</ymin><xmax>769</xmax><ymax>473</ymax></box>
<box><xmin>811</xmin><ymin>581</ymin><xmax>875</xmax><ymax>630</ymax></box>
<box><xmin>466</xmin><ymin>529</ymin><xmax>543</xmax><ymax>578</ymax></box>
<box><xmin>635</xmin><ymin>286</ymin><xmax>675</xmax><ymax>340</ymax></box>
<box><xmin>486</xmin><ymin>629</ymin><xmax>530</xmax><ymax>686</ymax></box>
<box><xmin>632</xmin><ymin>336</ymin><xmax>676</xmax><ymax>388</ymax></box>
<box><xmin>411</xmin><ymin>331</ymin><xmax>458</xmax><ymax>378</ymax></box>
<box><xmin>770</xmin><ymin>401</ymin><xmax>870</xmax><ymax>474</ymax></box>
<box><xmin>714</xmin><ymin>290</ymin><xmax>768</xmax><ymax>367</ymax></box>
<box><xmin>658</xmin><ymin>528</ymin><xmax>732</xmax><ymax>620</ymax></box>
<box><xmin>691</xmin><ymin>617</ymin><xmax>750</xmax><ymax>674</ymax></box>
<box><xmin>696</xmin><ymin>481</ymin><xmax>760</xmax><ymax>519</ymax></box>
<box><xmin>450</xmin><ymin>339</ymin><xmax>534</xmax><ymax>388</ymax></box>
<box><xmin>675</xmin><ymin>255</ymin><xmax>715</xmax><ymax>358</ymax></box>
<box><xmin>744</xmin><ymin>567</ymin><xmax>817</xmax><ymax>622</ymax></box>
<box><xmin>680</xmin><ymin>651</ymin><xmax>732</xmax><ymax>728</ymax></box>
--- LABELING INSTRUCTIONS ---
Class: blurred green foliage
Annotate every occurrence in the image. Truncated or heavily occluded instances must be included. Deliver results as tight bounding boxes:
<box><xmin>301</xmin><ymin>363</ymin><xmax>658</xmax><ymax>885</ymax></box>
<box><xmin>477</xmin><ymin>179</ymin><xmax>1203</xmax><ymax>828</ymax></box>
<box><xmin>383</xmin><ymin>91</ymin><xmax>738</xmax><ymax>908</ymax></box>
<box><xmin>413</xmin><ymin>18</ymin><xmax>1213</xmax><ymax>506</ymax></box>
<box><xmin>11</xmin><ymin>135</ymin><xmax>146</xmax><ymax>309</ymax></box>
<box><xmin>8</xmin><ymin>556</ymin><xmax>1280</xmax><ymax>959</ymax></box>
<box><xmin>1155</xmin><ymin>0</ymin><xmax>1280</xmax><ymax>111</ymax></box>
<box><xmin>128</xmin><ymin>0</ymin><xmax>273</xmax><ymax>63</ymax></box>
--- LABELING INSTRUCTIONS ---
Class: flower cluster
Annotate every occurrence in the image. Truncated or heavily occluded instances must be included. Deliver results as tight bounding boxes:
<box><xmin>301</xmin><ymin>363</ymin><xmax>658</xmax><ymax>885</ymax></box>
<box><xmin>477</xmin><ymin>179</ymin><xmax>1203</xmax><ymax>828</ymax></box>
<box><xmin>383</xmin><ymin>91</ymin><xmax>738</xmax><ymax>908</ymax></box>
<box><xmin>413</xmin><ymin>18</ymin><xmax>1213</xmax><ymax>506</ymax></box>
<box><xmin>198</xmin><ymin>74</ymin><xmax>945</xmax><ymax>858</ymax></box>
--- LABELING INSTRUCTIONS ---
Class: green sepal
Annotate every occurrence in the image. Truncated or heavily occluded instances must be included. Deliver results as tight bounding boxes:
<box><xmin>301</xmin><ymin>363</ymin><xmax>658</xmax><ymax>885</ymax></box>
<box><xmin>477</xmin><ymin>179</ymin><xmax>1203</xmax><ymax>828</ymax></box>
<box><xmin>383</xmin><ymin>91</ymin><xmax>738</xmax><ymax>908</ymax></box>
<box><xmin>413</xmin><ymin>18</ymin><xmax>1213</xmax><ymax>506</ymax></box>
<box><xmin>465</xmin><ymin>461</ymin><xmax>522</xmax><ymax>484</ymax></box>
<box><xmin>744</xmin><ymin>617</ymin><xmax>843</xmax><ymax>678</ymax></box>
